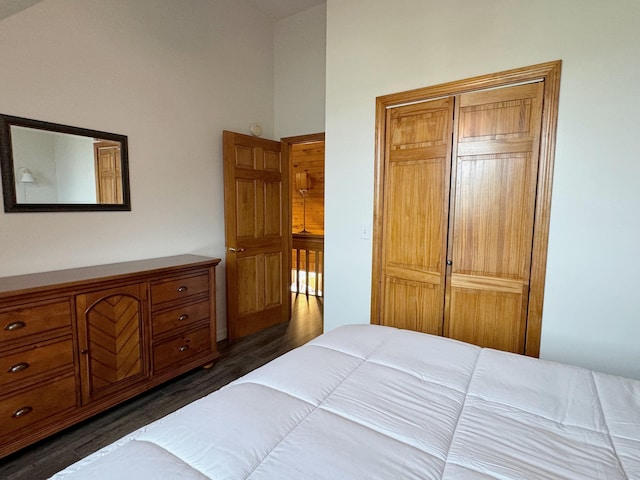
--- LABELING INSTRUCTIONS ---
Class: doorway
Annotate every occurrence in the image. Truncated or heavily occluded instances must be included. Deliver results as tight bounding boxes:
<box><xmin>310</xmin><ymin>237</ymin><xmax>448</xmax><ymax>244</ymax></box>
<box><xmin>223</xmin><ymin>131</ymin><xmax>324</xmax><ymax>342</ymax></box>
<box><xmin>283</xmin><ymin>133</ymin><xmax>325</xmax><ymax>335</ymax></box>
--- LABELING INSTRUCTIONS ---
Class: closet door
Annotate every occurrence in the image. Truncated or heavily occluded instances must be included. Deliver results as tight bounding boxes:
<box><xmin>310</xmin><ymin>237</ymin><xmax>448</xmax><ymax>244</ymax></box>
<box><xmin>378</xmin><ymin>98</ymin><xmax>454</xmax><ymax>334</ymax></box>
<box><xmin>372</xmin><ymin>62</ymin><xmax>560</xmax><ymax>356</ymax></box>
<box><xmin>444</xmin><ymin>82</ymin><xmax>544</xmax><ymax>353</ymax></box>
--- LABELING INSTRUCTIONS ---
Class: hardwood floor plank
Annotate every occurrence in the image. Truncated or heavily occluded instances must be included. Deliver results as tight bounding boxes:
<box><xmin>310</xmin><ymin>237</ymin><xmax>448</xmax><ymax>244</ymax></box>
<box><xmin>0</xmin><ymin>294</ymin><xmax>323</xmax><ymax>480</ymax></box>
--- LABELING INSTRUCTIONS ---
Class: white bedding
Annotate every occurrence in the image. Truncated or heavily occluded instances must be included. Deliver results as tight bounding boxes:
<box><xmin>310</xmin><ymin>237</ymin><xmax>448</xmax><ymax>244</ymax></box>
<box><xmin>51</xmin><ymin>324</ymin><xmax>640</xmax><ymax>479</ymax></box>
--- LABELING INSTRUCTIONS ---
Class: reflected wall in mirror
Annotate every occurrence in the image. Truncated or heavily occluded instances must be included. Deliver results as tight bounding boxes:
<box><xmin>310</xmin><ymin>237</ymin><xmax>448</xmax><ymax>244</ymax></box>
<box><xmin>0</xmin><ymin>114</ymin><xmax>130</xmax><ymax>212</ymax></box>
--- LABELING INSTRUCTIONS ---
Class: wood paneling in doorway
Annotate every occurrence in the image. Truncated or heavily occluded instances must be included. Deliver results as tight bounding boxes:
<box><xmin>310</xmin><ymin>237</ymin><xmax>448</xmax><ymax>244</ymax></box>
<box><xmin>291</xmin><ymin>141</ymin><xmax>325</xmax><ymax>234</ymax></box>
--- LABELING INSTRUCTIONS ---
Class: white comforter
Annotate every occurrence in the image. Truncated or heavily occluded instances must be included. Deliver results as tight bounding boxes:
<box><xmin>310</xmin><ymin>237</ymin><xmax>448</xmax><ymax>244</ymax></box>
<box><xmin>52</xmin><ymin>325</ymin><xmax>640</xmax><ymax>479</ymax></box>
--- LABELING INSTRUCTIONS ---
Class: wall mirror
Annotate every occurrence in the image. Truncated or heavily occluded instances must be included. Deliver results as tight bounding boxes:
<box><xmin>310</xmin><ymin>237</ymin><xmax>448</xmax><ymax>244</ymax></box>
<box><xmin>0</xmin><ymin>114</ymin><xmax>130</xmax><ymax>212</ymax></box>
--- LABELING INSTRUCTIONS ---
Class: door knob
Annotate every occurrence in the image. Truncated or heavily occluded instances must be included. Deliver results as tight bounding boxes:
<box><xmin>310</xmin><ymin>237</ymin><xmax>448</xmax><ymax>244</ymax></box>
<box><xmin>228</xmin><ymin>247</ymin><xmax>246</xmax><ymax>253</ymax></box>
<box><xmin>446</xmin><ymin>259</ymin><xmax>452</xmax><ymax>266</ymax></box>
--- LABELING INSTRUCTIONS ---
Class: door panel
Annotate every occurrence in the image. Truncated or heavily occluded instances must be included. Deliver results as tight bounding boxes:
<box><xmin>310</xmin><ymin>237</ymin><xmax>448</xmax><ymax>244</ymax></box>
<box><xmin>94</xmin><ymin>142</ymin><xmax>123</xmax><ymax>204</ymax></box>
<box><xmin>264</xmin><ymin>180</ymin><xmax>283</xmax><ymax>236</ymax></box>
<box><xmin>379</xmin><ymin>98</ymin><xmax>454</xmax><ymax>335</ymax></box>
<box><xmin>235</xmin><ymin>145</ymin><xmax>255</xmax><ymax>168</ymax></box>
<box><xmin>383</xmin><ymin>277</ymin><xmax>442</xmax><ymax>333</ymax></box>
<box><xmin>452</xmin><ymin>152</ymin><xmax>536</xmax><ymax>278</ymax></box>
<box><xmin>237</xmin><ymin>256</ymin><xmax>259</xmax><ymax>315</ymax></box>
<box><xmin>223</xmin><ymin>131</ymin><xmax>290</xmax><ymax>340</ymax></box>
<box><xmin>447</xmin><ymin>287</ymin><xmax>525</xmax><ymax>353</ymax></box>
<box><xmin>236</xmin><ymin>179</ymin><xmax>258</xmax><ymax>238</ymax></box>
<box><xmin>264</xmin><ymin>150</ymin><xmax>281</xmax><ymax>172</ymax></box>
<box><xmin>234</xmin><ymin>251</ymin><xmax>284</xmax><ymax>313</ymax></box>
<box><xmin>445</xmin><ymin>82</ymin><xmax>544</xmax><ymax>353</ymax></box>
<box><xmin>265</xmin><ymin>252</ymin><xmax>283</xmax><ymax>307</ymax></box>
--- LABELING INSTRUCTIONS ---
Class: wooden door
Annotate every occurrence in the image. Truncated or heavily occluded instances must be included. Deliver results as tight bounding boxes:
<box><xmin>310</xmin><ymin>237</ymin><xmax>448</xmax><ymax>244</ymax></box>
<box><xmin>378</xmin><ymin>98</ymin><xmax>454</xmax><ymax>334</ymax></box>
<box><xmin>372</xmin><ymin>62</ymin><xmax>561</xmax><ymax>356</ymax></box>
<box><xmin>76</xmin><ymin>282</ymin><xmax>148</xmax><ymax>404</ymax></box>
<box><xmin>94</xmin><ymin>141</ymin><xmax>123</xmax><ymax>204</ymax></box>
<box><xmin>444</xmin><ymin>82</ymin><xmax>545</xmax><ymax>353</ymax></box>
<box><xmin>223</xmin><ymin>131</ymin><xmax>290</xmax><ymax>340</ymax></box>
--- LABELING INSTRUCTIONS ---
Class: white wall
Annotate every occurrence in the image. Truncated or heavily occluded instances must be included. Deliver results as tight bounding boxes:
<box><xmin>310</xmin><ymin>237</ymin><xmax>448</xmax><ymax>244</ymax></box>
<box><xmin>11</xmin><ymin>127</ymin><xmax>57</xmax><ymax>202</ymax></box>
<box><xmin>54</xmin><ymin>134</ymin><xmax>96</xmax><ymax>203</ymax></box>
<box><xmin>324</xmin><ymin>0</ymin><xmax>640</xmax><ymax>379</ymax></box>
<box><xmin>0</xmin><ymin>0</ymin><xmax>276</xmax><ymax>339</ymax></box>
<box><xmin>274</xmin><ymin>3</ymin><xmax>326</xmax><ymax>138</ymax></box>
<box><xmin>5</xmin><ymin>0</ymin><xmax>636</xmax><ymax>380</ymax></box>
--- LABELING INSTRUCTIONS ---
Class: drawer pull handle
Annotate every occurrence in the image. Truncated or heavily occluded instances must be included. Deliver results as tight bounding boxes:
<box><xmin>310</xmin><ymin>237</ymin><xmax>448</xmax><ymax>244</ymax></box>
<box><xmin>5</xmin><ymin>321</ymin><xmax>26</xmax><ymax>331</ymax></box>
<box><xmin>177</xmin><ymin>286</ymin><xmax>188</xmax><ymax>293</ymax></box>
<box><xmin>179</xmin><ymin>345</ymin><xmax>190</xmax><ymax>352</ymax></box>
<box><xmin>178</xmin><ymin>314</ymin><xmax>189</xmax><ymax>321</ymax></box>
<box><xmin>9</xmin><ymin>362</ymin><xmax>29</xmax><ymax>373</ymax></box>
<box><xmin>12</xmin><ymin>406</ymin><xmax>33</xmax><ymax>418</ymax></box>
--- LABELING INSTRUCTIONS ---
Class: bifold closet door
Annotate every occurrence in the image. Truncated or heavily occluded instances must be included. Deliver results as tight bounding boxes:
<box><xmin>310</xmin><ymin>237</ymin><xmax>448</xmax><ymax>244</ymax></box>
<box><xmin>378</xmin><ymin>98</ymin><xmax>454</xmax><ymax>334</ymax></box>
<box><xmin>373</xmin><ymin>61</ymin><xmax>560</xmax><ymax>356</ymax></box>
<box><xmin>444</xmin><ymin>82</ymin><xmax>544</xmax><ymax>353</ymax></box>
<box><xmin>378</xmin><ymin>82</ymin><xmax>545</xmax><ymax>353</ymax></box>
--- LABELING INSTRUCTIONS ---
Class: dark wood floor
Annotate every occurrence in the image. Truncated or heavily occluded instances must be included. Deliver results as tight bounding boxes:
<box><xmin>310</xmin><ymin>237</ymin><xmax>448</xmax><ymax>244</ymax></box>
<box><xmin>0</xmin><ymin>294</ymin><xmax>323</xmax><ymax>480</ymax></box>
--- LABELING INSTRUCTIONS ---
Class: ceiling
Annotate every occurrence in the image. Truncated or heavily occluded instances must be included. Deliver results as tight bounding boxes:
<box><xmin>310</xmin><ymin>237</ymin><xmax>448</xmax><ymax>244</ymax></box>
<box><xmin>0</xmin><ymin>0</ymin><xmax>326</xmax><ymax>22</ymax></box>
<box><xmin>245</xmin><ymin>0</ymin><xmax>325</xmax><ymax>20</ymax></box>
<box><xmin>0</xmin><ymin>0</ymin><xmax>42</xmax><ymax>20</ymax></box>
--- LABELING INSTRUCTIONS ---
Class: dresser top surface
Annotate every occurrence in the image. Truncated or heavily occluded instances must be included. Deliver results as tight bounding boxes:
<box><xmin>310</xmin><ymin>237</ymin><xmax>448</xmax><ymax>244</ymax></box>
<box><xmin>0</xmin><ymin>255</ymin><xmax>221</xmax><ymax>299</ymax></box>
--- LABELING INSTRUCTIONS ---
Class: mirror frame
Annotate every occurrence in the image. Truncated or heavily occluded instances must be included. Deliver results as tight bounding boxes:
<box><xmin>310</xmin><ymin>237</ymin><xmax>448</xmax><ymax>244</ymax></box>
<box><xmin>0</xmin><ymin>114</ymin><xmax>131</xmax><ymax>213</ymax></box>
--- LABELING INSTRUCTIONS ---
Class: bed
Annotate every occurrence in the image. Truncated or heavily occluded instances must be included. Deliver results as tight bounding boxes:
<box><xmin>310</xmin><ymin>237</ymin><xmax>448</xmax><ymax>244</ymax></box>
<box><xmin>51</xmin><ymin>324</ymin><xmax>640</xmax><ymax>479</ymax></box>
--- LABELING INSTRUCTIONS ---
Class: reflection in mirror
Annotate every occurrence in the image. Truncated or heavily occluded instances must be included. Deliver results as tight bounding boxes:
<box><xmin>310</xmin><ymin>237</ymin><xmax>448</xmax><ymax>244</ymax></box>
<box><xmin>0</xmin><ymin>114</ymin><xmax>130</xmax><ymax>212</ymax></box>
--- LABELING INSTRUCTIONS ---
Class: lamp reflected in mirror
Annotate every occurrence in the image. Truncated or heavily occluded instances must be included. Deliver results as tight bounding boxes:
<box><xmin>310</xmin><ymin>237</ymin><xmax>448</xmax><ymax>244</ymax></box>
<box><xmin>19</xmin><ymin>168</ymin><xmax>35</xmax><ymax>184</ymax></box>
<box><xmin>17</xmin><ymin>167</ymin><xmax>35</xmax><ymax>202</ymax></box>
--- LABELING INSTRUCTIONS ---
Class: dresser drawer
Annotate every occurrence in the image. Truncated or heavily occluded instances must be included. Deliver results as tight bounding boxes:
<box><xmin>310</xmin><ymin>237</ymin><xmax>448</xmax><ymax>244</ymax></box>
<box><xmin>0</xmin><ymin>338</ymin><xmax>74</xmax><ymax>389</ymax></box>
<box><xmin>0</xmin><ymin>300</ymin><xmax>72</xmax><ymax>345</ymax></box>
<box><xmin>153</xmin><ymin>326</ymin><xmax>211</xmax><ymax>373</ymax></box>
<box><xmin>1</xmin><ymin>374</ymin><xmax>77</xmax><ymax>437</ymax></box>
<box><xmin>152</xmin><ymin>300</ymin><xmax>210</xmax><ymax>336</ymax></box>
<box><xmin>151</xmin><ymin>273</ymin><xmax>209</xmax><ymax>306</ymax></box>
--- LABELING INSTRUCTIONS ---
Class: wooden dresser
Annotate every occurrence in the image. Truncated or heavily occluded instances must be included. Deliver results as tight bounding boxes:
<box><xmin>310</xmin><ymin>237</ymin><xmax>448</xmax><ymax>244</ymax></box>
<box><xmin>0</xmin><ymin>255</ymin><xmax>221</xmax><ymax>458</ymax></box>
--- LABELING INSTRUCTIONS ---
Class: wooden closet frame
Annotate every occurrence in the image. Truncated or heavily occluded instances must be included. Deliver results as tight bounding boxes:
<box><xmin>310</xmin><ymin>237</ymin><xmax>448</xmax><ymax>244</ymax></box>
<box><xmin>370</xmin><ymin>60</ymin><xmax>562</xmax><ymax>357</ymax></box>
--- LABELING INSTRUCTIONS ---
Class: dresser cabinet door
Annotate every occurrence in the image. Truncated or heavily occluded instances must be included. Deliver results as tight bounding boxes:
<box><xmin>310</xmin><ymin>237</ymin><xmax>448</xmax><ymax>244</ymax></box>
<box><xmin>76</xmin><ymin>283</ymin><xmax>149</xmax><ymax>404</ymax></box>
